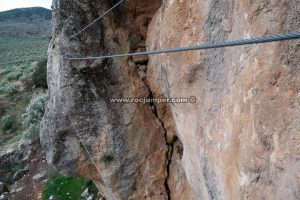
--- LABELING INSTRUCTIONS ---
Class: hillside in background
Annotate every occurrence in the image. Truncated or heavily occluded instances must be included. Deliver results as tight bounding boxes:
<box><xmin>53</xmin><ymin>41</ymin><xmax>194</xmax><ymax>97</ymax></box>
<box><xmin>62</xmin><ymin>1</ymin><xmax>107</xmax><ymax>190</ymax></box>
<box><xmin>0</xmin><ymin>8</ymin><xmax>51</xmax><ymax>199</ymax></box>
<box><xmin>0</xmin><ymin>7</ymin><xmax>51</xmax><ymax>21</ymax></box>
<box><xmin>0</xmin><ymin>7</ymin><xmax>52</xmax><ymax>37</ymax></box>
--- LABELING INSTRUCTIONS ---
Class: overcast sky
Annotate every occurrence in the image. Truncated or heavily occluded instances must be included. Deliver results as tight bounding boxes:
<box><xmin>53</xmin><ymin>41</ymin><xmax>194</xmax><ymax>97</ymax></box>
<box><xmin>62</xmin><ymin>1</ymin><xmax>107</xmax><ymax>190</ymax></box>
<box><xmin>0</xmin><ymin>0</ymin><xmax>52</xmax><ymax>11</ymax></box>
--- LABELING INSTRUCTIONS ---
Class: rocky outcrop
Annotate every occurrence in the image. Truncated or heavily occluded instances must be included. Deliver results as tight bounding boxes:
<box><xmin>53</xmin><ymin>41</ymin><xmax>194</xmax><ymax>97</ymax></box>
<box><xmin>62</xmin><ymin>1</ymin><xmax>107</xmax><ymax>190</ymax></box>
<box><xmin>0</xmin><ymin>182</ymin><xmax>8</xmax><ymax>194</ymax></box>
<box><xmin>0</xmin><ymin>140</ymin><xmax>32</xmax><ymax>172</ymax></box>
<box><xmin>41</xmin><ymin>0</ymin><xmax>168</xmax><ymax>199</ymax></box>
<box><xmin>41</xmin><ymin>0</ymin><xmax>300</xmax><ymax>199</ymax></box>
<box><xmin>147</xmin><ymin>0</ymin><xmax>300</xmax><ymax>199</ymax></box>
<box><xmin>0</xmin><ymin>140</ymin><xmax>48</xmax><ymax>199</ymax></box>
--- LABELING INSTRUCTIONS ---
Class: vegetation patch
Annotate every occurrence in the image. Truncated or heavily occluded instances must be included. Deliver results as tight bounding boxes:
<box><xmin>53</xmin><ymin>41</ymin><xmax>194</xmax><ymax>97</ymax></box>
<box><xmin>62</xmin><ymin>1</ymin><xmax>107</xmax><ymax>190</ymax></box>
<box><xmin>4</xmin><ymin>134</ymin><xmax>22</xmax><ymax>145</ymax></box>
<box><xmin>1</xmin><ymin>105</ymin><xmax>15</xmax><ymax>131</ymax></box>
<box><xmin>32</xmin><ymin>58</ymin><xmax>48</xmax><ymax>88</ymax></box>
<box><xmin>2</xmin><ymin>163</ymin><xmax>26</xmax><ymax>184</ymax></box>
<box><xmin>0</xmin><ymin>35</ymin><xmax>49</xmax><ymax>145</ymax></box>
<box><xmin>42</xmin><ymin>176</ymin><xmax>98</xmax><ymax>200</ymax></box>
<box><xmin>1</xmin><ymin>111</ymin><xmax>14</xmax><ymax>131</ymax></box>
<box><xmin>22</xmin><ymin>94</ymin><xmax>48</xmax><ymax>139</ymax></box>
<box><xmin>11</xmin><ymin>163</ymin><xmax>26</xmax><ymax>174</ymax></box>
<box><xmin>6</xmin><ymin>70</ymin><xmax>23</xmax><ymax>81</ymax></box>
<box><xmin>0</xmin><ymin>80</ymin><xmax>17</xmax><ymax>95</ymax></box>
<box><xmin>0</xmin><ymin>36</ymin><xmax>49</xmax><ymax>68</ymax></box>
<box><xmin>101</xmin><ymin>154</ymin><xmax>114</xmax><ymax>163</ymax></box>
<box><xmin>0</xmin><ymin>7</ymin><xmax>52</xmax><ymax>21</ymax></box>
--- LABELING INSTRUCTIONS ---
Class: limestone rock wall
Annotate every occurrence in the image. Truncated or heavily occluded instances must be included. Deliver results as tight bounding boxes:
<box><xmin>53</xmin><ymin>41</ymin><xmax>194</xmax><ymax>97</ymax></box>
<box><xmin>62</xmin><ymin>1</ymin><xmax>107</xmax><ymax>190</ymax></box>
<box><xmin>41</xmin><ymin>0</ymin><xmax>300</xmax><ymax>199</ymax></box>
<box><xmin>147</xmin><ymin>0</ymin><xmax>300</xmax><ymax>199</ymax></box>
<box><xmin>41</xmin><ymin>0</ymin><xmax>169</xmax><ymax>199</ymax></box>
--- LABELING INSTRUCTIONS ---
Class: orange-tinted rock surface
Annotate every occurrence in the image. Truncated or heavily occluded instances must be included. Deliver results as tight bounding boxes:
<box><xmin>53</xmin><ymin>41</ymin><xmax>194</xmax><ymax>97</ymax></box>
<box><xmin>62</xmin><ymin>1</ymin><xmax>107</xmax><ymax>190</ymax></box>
<box><xmin>41</xmin><ymin>0</ymin><xmax>300</xmax><ymax>199</ymax></box>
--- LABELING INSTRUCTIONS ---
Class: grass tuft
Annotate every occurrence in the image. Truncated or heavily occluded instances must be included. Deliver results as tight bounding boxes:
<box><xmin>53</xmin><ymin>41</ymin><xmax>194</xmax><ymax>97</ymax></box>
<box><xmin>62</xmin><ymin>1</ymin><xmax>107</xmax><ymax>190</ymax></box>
<box><xmin>42</xmin><ymin>176</ymin><xmax>98</xmax><ymax>200</ymax></box>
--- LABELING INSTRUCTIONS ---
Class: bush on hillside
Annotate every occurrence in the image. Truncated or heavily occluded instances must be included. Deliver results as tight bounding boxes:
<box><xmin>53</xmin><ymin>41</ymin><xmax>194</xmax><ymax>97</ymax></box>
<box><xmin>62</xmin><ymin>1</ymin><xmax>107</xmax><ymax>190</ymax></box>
<box><xmin>19</xmin><ymin>63</ymin><xmax>37</xmax><ymax>89</ymax></box>
<box><xmin>22</xmin><ymin>94</ymin><xmax>48</xmax><ymax>139</ymax></box>
<box><xmin>0</xmin><ymin>80</ymin><xmax>17</xmax><ymax>95</ymax></box>
<box><xmin>6</xmin><ymin>70</ymin><xmax>23</xmax><ymax>81</ymax></box>
<box><xmin>1</xmin><ymin>109</ymin><xmax>14</xmax><ymax>131</ymax></box>
<box><xmin>0</xmin><ymin>68</ymin><xmax>14</xmax><ymax>76</ymax></box>
<box><xmin>32</xmin><ymin>58</ymin><xmax>47</xmax><ymax>88</ymax></box>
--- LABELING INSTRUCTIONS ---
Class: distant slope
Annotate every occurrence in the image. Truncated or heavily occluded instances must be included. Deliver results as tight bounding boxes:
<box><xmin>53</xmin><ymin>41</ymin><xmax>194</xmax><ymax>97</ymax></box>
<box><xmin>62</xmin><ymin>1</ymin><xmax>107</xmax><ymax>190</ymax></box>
<box><xmin>0</xmin><ymin>7</ymin><xmax>52</xmax><ymax>37</ymax></box>
<box><xmin>0</xmin><ymin>7</ymin><xmax>52</xmax><ymax>21</ymax></box>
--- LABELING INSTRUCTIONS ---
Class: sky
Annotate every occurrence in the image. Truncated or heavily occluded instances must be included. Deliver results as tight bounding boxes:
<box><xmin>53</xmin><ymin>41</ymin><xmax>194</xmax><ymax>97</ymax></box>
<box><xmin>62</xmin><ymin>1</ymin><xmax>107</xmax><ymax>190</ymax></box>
<box><xmin>0</xmin><ymin>0</ymin><xmax>52</xmax><ymax>11</ymax></box>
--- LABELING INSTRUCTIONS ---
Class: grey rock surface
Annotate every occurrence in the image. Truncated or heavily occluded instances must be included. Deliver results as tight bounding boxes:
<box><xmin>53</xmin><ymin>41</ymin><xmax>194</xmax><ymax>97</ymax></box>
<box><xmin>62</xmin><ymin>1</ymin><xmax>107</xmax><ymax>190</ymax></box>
<box><xmin>0</xmin><ymin>182</ymin><xmax>8</xmax><ymax>194</ymax></box>
<box><xmin>0</xmin><ymin>194</ymin><xmax>7</xmax><ymax>200</ymax></box>
<box><xmin>32</xmin><ymin>170</ymin><xmax>47</xmax><ymax>185</ymax></box>
<box><xmin>0</xmin><ymin>140</ymin><xmax>32</xmax><ymax>172</ymax></box>
<box><xmin>40</xmin><ymin>0</ymin><xmax>168</xmax><ymax>199</ymax></box>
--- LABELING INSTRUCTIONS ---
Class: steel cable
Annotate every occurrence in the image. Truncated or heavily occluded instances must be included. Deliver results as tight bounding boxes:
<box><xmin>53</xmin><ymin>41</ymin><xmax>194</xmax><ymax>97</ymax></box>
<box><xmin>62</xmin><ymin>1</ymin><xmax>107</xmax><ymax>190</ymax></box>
<box><xmin>69</xmin><ymin>0</ymin><xmax>125</xmax><ymax>39</ymax></box>
<box><xmin>64</xmin><ymin>31</ymin><xmax>300</xmax><ymax>60</ymax></box>
<box><xmin>68</xmin><ymin>115</ymin><xmax>102</xmax><ymax>179</ymax></box>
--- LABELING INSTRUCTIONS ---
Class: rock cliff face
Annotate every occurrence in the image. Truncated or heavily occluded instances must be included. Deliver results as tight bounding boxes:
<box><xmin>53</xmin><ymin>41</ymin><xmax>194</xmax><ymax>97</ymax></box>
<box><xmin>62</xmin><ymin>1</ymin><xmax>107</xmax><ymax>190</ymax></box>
<box><xmin>41</xmin><ymin>0</ymin><xmax>300</xmax><ymax>199</ymax></box>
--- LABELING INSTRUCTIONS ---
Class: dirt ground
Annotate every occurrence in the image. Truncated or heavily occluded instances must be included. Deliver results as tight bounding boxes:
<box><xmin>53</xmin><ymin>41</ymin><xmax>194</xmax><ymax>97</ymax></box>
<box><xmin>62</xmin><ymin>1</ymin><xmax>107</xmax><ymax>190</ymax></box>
<box><xmin>8</xmin><ymin>141</ymin><xmax>48</xmax><ymax>200</ymax></box>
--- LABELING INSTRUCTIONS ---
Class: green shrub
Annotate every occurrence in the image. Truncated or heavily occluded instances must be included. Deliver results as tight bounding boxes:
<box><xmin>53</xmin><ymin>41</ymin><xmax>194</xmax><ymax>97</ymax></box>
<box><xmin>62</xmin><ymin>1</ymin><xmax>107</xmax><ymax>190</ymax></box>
<box><xmin>5</xmin><ymin>134</ymin><xmax>22</xmax><ymax>145</ymax></box>
<box><xmin>0</xmin><ymin>68</ymin><xmax>13</xmax><ymax>76</ymax></box>
<box><xmin>22</xmin><ymin>94</ymin><xmax>48</xmax><ymax>139</ymax></box>
<box><xmin>6</xmin><ymin>70</ymin><xmax>23</xmax><ymax>81</ymax></box>
<box><xmin>19</xmin><ymin>63</ymin><xmax>37</xmax><ymax>89</ymax></box>
<box><xmin>18</xmin><ymin>75</ymin><xmax>29</xmax><ymax>82</ymax></box>
<box><xmin>0</xmin><ymin>80</ymin><xmax>6</xmax><ymax>87</ymax></box>
<box><xmin>23</xmin><ymin>63</ymin><xmax>37</xmax><ymax>75</ymax></box>
<box><xmin>11</xmin><ymin>163</ymin><xmax>26</xmax><ymax>174</ymax></box>
<box><xmin>32</xmin><ymin>58</ymin><xmax>47</xmax><ymax>88</ymax></box>
<box><xmin>1</xmin><ymin>111</ymin><xmax>14</xmax><ymax>131</ymax></box>
<box><xmin>1</xmin><ymin>163</ymin><xmax>26</xmax><ymax>184</ymax></box>
<box><xmin>0</xmin><ymin>80</ymin><xmax>17</xmax><ymax>95</ymax></box>
<box><xmin>42</xmin><ymin>176</ymin><xmax>98</xmax><ymax>200</ymax></box>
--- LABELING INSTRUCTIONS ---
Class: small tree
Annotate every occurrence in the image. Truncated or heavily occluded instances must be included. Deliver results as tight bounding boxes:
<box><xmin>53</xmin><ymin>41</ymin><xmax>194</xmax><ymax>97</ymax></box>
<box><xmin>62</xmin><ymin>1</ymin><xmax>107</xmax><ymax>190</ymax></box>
<box><xmin>32</xmin><ymin>58</ymin><xmax>48</xmax><ymax>88</ymax></box>
<box><xmin>1</xmin><ymin>109</ymin><xmax>14</xmax><ymax>131</ymax></box>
